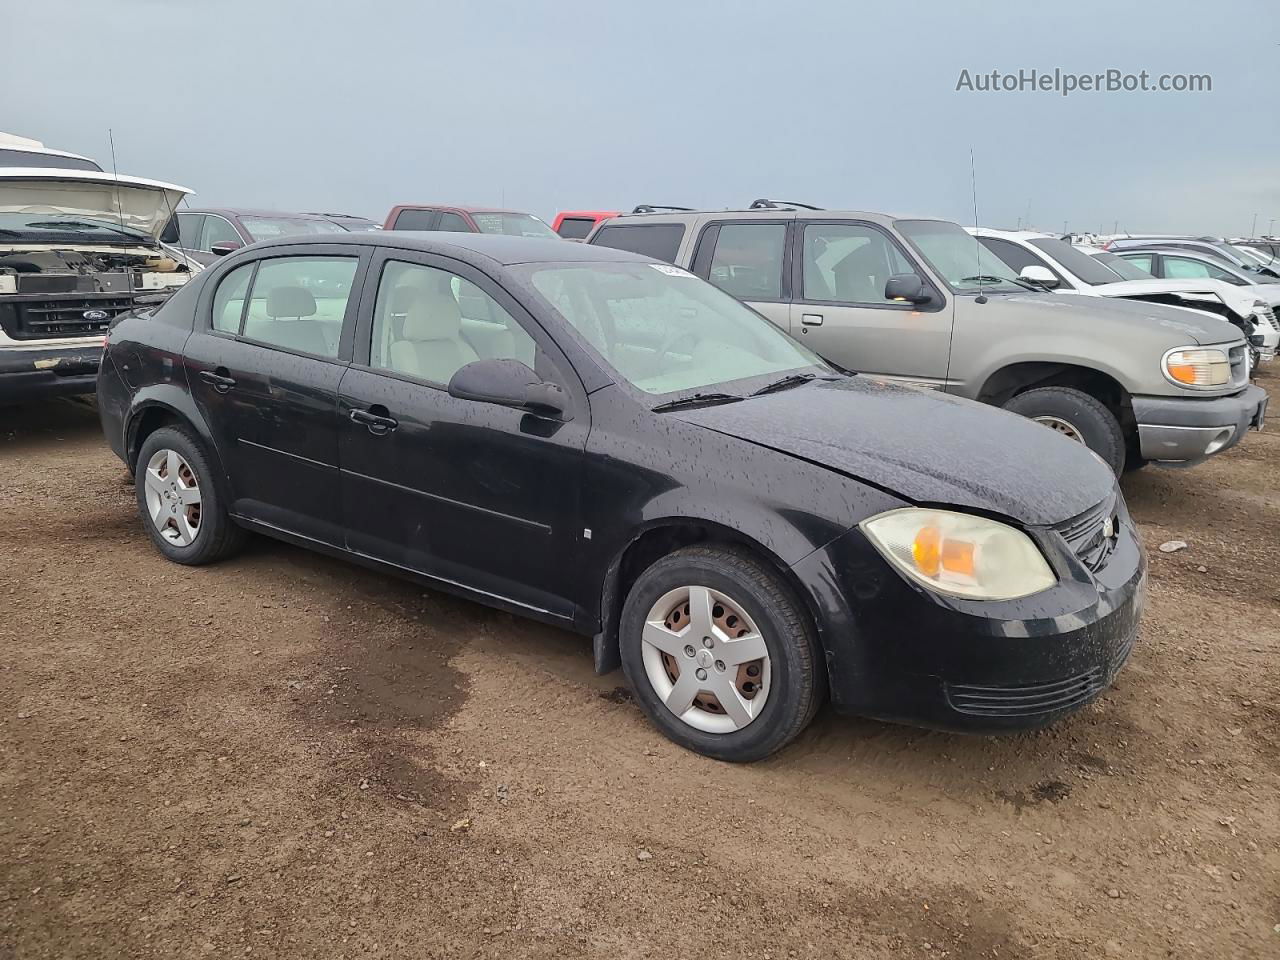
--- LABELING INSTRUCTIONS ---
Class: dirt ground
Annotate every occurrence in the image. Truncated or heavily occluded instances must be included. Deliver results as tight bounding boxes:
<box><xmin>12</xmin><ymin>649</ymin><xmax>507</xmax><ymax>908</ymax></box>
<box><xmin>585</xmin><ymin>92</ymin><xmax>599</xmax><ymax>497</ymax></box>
<box><xmin>1</xmin><ymin>370</ymin><xmax>1277</xmax><ymax>960</ymax></box>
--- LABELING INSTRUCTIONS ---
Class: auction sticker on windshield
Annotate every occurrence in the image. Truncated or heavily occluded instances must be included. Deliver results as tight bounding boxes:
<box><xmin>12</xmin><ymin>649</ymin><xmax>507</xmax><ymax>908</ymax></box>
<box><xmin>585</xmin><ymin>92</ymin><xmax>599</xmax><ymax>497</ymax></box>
<box><xmin>650</xmin><ymin>264</ymin><xmax>695</xmax><ymax>278</ymax></box>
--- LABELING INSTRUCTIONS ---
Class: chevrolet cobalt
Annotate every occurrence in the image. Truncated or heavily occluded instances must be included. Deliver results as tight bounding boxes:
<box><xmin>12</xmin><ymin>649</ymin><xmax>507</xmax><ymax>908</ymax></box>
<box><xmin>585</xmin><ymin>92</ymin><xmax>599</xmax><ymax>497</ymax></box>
<box><xmin>98</xmin><ymin>234</ymin><xmax>1145</xmax><ymax>761</ymax></box>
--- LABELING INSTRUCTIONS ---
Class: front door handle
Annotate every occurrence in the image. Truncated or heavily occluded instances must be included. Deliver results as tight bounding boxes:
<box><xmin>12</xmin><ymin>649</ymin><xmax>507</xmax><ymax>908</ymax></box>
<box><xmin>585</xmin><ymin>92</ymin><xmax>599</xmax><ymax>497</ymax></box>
<box><xmin>350</xmin><ymin>407</ymin><xmax>398</xmax><ymax>435</ymax></box>
<box><xmin>800</xmin><ymin>313</ymin><xmax>824</xmax><ymax>326</ymax></box>
<box><xmin>199</xmin><ymin>369</ymin><xmax>236</xmax><ymax>393</ymax></box>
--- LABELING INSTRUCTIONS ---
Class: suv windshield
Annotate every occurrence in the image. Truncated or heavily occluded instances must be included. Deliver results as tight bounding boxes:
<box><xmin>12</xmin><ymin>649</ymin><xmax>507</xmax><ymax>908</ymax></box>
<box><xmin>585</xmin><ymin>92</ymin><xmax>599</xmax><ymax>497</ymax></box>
<box><xmin>1027</xmin><ymin>238</ymin><xmax>1123</xmax><ymax>286</ymax></box>
<box><xmin>522</xmin><ymin>262</ymin><xmax>831</xmax><ymax>396</ymax></box>
<box><xmin>1093</xmin><ymin>250</ymin><xmax>1151</xmax><ymax>280</ymax></box>
<box><xmin>239</xmin><ymin>216</ymin><xmax>347</xmax><ymax>242</ymax></box>
<box><xmin>895</xmin><ymin>219</ymin><xmax>1025</xmax><ymax>292</ymax></box>
<box><xmin>472</xmin><ymin>212</ymin><xmax>558</xmax><ymax>239</ymax></box>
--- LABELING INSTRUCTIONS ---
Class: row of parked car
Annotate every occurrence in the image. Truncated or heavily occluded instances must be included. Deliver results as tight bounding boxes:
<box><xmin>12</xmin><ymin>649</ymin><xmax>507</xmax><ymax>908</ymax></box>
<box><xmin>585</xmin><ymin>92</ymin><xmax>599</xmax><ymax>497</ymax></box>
<box><xmin>3</xmin><ymin>130</ymin><xmax>1273</xmax><ymax>760</ymax></box>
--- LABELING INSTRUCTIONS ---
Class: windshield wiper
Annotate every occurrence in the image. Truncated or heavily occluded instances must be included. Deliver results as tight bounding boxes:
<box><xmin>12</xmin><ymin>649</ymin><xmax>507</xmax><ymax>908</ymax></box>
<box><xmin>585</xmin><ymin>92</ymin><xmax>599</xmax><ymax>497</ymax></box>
<box><xmin>750</xmin><ymin>373</ymin><xmax>819</xmax><ymax>396</ymax></box>
<box><xmin>960</xmin><ymin>274</ymin><xmax>1039</xmax><ymax>291</ymax></box>
<box><xmin>651</xmin><ymin>392</ymin><xmax>744</xmax><ymax>413</ymax></box>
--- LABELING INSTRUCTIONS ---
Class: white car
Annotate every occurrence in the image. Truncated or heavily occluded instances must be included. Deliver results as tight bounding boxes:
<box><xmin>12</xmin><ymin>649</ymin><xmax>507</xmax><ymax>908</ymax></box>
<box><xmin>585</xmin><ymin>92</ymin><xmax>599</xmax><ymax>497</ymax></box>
<box><xmin>0</xmin><ymin>166</ymin><xmax>200</xmax><ymax>401</ymax></box>
<box><xmin>970</xmin><ymin>228</ymin><xmax>1278</xmax><ymax>362</ymax></box>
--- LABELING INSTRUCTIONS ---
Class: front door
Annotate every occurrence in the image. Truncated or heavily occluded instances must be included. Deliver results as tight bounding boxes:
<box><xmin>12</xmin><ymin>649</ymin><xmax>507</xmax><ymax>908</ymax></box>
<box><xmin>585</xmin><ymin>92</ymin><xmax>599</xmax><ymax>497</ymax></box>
<box><xmin>786</xmin><ymin>220</ymin><xmax>953</xmax><ymax>387</ymax></box>
<box><xmin>184</xmin><ymin>246</ymin><xmax>366</xmax><ymax>546</ymax></box>
<box><xmin>337</xmin><ymin>251</ymin><xmax>588</xmax><ymax>621</ymax></box>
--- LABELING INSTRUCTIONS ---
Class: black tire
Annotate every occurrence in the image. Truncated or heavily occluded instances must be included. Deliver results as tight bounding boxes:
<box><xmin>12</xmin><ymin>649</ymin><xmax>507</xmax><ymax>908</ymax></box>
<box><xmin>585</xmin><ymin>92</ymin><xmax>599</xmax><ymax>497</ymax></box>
<box><xmin>135</xmin><ymin>426</ymin><xmax>246</xmax><ymax>565</ymax></box>
<box><xmin>619</xmin><ymin>545</ymin><xmax>823</xmax><ymax>763</ymax></box>
<box><xmin>1003</xmin><ymin>386</ymin><xmax>1126</xmax><ymax>474</ymax></box>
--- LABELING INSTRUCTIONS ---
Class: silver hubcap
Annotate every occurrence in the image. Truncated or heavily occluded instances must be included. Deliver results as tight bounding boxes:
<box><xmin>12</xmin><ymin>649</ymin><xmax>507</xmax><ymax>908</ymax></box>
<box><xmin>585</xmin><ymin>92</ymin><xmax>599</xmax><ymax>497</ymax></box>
<box><xmin>1033</xmin><ymin>415</ymin><xmax>1085</xmax><ymax>444</ymax></box>
<box><xmin>143</xmin><ymin>449</ymin><xmax>202</xmax><ymax>546</ymax></box>
<box><xmin>640</xmin><ymin>585</ymin><xmax>771</xmax><ymax>734</ymax></box>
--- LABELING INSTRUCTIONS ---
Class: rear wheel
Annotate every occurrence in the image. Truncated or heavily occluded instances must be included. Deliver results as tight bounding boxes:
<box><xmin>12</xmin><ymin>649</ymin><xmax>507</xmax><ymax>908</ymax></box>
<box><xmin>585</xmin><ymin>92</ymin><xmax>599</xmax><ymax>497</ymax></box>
<box><xmin>619</xmin><ymin>545</ymin><xmax>822</xmax><ymax>762</ymax></box>
<box><xmin>1003</xmin><ymin>386</ymin><xmax>1126</xmax><ymax>474</ymax></box>
<box><xmin>135</xmin><ymin>426</ymin><xmax>246</xmax><ymax>565</ymax></box>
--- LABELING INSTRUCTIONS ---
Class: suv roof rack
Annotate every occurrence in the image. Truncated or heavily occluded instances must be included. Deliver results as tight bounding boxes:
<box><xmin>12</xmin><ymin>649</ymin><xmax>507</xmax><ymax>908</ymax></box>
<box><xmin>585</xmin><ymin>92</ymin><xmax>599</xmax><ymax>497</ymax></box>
<box><xmin>748</xmin><ymin>198</ymin><xmax>823</xmax><ymax>211</ymax></box>
<box><xmin>631</xmin><ymin>204</ymin><xmax>695</xmax><ymax>214</ymax></box>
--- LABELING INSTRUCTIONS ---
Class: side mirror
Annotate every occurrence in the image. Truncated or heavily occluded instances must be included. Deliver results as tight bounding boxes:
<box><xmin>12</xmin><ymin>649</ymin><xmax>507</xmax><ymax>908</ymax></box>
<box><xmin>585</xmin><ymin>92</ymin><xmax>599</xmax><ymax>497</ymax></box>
<box><xmin>884</xmin><ymin>273</ymin><xmax>931</xmax><ymax>304</ymax></box>
<box><xmin>210</xmin><ymin>241</ymin><xmax>243</xmax><ymax>257</ymax></box>
<box><xmin>1020</xmin><ymin>265</ymin><xmax>1060</xmax><ymax>288</ymax></box>
<box><xmin>447</xmin><ymin>358</ymin><xmax>567</xmax><ymax>417</ymax></box>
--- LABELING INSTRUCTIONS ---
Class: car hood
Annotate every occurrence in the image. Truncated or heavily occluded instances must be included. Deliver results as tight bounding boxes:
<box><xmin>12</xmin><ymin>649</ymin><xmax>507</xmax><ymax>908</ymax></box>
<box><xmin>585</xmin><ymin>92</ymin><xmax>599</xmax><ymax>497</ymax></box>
<box><xmin>674</xmin><ymin>377</ymin><xmax>1115</xmax><ymax>527</ymax></box>
<box><xmin>1011</xmin><ymin>289</ymin><xmax>1243</xmax><ymax>346</ymax></box>
<box><xmin>0</xmin><ymin>167</ymin><xmax>192</xmax><ymax>243</ymax></box>
<box><xmin>1088</xmin><ymin>277</ymin><xmax>1257</xmax><ymax>321</ymax></box>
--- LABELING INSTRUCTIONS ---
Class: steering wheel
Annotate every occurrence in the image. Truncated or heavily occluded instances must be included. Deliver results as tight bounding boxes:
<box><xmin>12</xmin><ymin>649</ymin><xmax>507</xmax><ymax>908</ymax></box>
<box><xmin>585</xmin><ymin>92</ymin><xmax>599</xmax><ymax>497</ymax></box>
<box><xmin>654</xmin><ymin>328</ymin><xmax>700</xmax><ymax>366</ymax></box>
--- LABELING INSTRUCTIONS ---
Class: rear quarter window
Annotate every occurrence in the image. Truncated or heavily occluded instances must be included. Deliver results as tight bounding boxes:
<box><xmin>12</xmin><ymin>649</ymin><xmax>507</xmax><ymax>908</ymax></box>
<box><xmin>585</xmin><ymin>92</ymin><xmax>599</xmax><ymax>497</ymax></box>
<box><xmin>589</xmin><ymin>223</ymin><xmax>686</xmax><ymax>263</ymax></box>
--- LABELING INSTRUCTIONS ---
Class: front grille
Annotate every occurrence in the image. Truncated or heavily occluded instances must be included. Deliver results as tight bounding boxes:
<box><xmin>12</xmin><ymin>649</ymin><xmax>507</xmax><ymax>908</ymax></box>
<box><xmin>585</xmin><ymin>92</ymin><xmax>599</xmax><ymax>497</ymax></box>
<box><xmin>946</xmin><ymin>669</ymin><xmax>1105</xmax><ymax>718</ymax></box>
<box><xmin>0</xmin><ymin>295</ymin><xmax>135</xmax><ymax>341</ymax></box>
<box><xmin>1053</xmin><ymin>495</ymin><xmax>1118</xmax><ymax>573</ymax></box>
<box><xmin>1255</xmin><ymin>304</ymin><xmax>1280</xmax><ymax>332</ymax></box>
<box><xmin>1229</xmin><ymin>343</ymin><xmax>1248</xmax><ymax>386</ymax></box>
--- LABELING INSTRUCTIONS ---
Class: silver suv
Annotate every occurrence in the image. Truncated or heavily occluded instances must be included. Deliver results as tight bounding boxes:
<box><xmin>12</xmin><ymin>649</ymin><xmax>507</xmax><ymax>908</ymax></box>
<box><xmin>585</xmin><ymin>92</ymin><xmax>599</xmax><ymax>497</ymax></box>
<box><xmin>586</xmin><ymin>201</ymin><xmax>1269</xmax><ymax>472</ymax></box>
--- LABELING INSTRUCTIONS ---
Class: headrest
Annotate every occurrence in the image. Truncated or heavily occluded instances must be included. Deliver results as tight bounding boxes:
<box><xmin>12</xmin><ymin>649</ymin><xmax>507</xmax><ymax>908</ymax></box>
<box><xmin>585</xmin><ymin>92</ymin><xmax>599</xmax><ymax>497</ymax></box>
<box><xmin>402</xmin><ymin>291</ymin><xmax>462</xmax><ymax>341</ymax></box>
<box><xmin>265</xmin><ymin>285</ymin><xmax>317</xmax><ymax>319</ymax></box>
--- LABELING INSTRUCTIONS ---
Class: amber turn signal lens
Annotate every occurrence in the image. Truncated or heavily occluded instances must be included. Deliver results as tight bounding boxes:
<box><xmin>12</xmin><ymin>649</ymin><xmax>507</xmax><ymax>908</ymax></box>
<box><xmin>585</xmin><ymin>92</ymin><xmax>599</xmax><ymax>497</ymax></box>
<box><xmin>912</xmin><ymin>525</ymin><xmax>942</xmax><ymax>577</ymax></box>
<box><xmin>1166</xmin><ymin>362</ymin><xmax>1197</xmax><ymax>385</ymax></box>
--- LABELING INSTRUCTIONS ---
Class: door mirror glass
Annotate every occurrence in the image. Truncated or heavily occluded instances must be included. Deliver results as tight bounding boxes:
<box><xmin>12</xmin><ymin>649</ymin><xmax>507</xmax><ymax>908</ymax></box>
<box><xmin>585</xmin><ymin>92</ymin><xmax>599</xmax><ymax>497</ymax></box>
<box><xmin>447</xmin><ymin>358</ymin><xmax>566</xmax><ymax>417</ymax></box>
<box><xmin>883</xmin><ymin>273</ymin><xmax>930</xmax><ymax>303</ymax></box>
<box><xmin>1019</xmin><ymin>264</ymin><xmax>1060</xmax><ymax>288</ymax></box>
<box><xmin>211</xmin><ymin>240</ymin><xmax>243</xmax><ymax>257</ymax></box>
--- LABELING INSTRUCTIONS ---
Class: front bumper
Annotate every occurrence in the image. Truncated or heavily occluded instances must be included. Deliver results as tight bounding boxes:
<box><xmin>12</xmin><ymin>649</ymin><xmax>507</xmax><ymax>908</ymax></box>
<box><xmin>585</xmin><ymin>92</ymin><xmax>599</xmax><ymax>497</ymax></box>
<box><xmin>1132</xmin><ymin>384</ymin><xmax>1268</xmax><ymax>463</ymax></box>
<box><xmin>0</xmin><ymin>341</ymin><xmax>104</xmax><ymax>402</ymax></box>
<box><xmin>791</xmin><ymin>502</ymin><xmax>1146</xmax><ymax>733</ymax></box>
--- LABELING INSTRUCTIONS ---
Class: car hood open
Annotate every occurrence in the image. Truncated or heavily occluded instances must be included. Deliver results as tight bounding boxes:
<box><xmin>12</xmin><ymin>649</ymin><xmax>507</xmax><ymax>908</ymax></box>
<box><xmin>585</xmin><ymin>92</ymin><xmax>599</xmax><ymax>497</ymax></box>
<box><xmin>674</xmin><ymin>377</ymin><xmax>1115</xmax><ymax>527</ymax></box>
<box><xmin>0</xmin><ymin>167</ymin><xmax>192</xmax><ymax>243</ymax></box>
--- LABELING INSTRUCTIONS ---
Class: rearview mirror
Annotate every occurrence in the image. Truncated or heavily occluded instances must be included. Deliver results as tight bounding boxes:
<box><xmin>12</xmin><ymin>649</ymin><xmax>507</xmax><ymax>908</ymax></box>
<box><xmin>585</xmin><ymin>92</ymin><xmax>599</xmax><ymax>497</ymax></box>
<box><xmin>447</xmin><ymin>358</ymin><xmax>567</xmax><ymax>417</ymax></box>
<box><xmin>211</xmin><ymin>241</ymin><xmax>243</xmax><ymax>257</ymax></box>
<box><xmin>1020</xmin><ymin>265</ymin><xmax>1060</xmax><ymax>288</ymax></box>
<box><xmin>884</xmin><ymin>273</ymin><xmax>931</xmax><ymax>304</ymax></box>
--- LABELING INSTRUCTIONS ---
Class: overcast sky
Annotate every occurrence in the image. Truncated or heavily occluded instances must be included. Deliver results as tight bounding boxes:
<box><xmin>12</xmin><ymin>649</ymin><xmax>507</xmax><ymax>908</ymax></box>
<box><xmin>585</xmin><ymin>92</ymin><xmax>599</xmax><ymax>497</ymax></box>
<box><xmin>6</xmin><ymin>0</ymin><xmax>1277</xmax><ymax>236</ymax></box>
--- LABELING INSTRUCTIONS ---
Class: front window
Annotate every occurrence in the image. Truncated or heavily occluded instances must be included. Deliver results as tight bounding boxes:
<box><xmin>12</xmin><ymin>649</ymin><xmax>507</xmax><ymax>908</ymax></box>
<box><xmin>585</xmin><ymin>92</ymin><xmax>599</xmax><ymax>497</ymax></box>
<box><xmin>238</xmin><ymin>216</ymin><xmax>347</xmax><ymax>242</ymax></box>
<box><xmin>523</xmin><ymin>262</ymin><xmax>830</xmax><ymax>396</ymax></box>
<box><xmin>1027</xmin><ymin>238</ymin><xmax>1123</xmax><ymax>286</ymax></box>
<box><xmin>895</xmin><ymin>219</ymin><xmax>1024</xmax><ymax>293</ymax></box>
<box><xmin>803</xmin><ymin>223</ymin><xmax>920</xmax><ymax>303</ymax></box>
<box><xmin>471</xmin><ymin>212</ymin><xmax>558</xmax><ymax>239</ymax></box>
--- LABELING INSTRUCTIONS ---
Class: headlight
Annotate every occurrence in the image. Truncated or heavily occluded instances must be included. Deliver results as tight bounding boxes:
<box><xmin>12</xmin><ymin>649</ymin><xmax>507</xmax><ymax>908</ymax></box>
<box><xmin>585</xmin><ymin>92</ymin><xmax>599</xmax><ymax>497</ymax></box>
<box><xmin>859</xmin><ymin>508</ymin><xmax>1057</xmax><ymax>600</ymax></box>
<box><xmin>1162</xmin><ymin>346</ymin><xmax>1230</xmax><ymax>389</ymax></box>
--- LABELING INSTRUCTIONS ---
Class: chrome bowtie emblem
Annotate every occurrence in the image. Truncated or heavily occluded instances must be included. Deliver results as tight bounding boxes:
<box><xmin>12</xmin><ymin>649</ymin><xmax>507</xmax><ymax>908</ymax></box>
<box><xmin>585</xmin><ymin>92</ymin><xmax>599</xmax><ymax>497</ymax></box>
<box><xmin>1102</xmin><ymin>517</ymin><xmax>1115</xmax><ymax>539</ymax></box>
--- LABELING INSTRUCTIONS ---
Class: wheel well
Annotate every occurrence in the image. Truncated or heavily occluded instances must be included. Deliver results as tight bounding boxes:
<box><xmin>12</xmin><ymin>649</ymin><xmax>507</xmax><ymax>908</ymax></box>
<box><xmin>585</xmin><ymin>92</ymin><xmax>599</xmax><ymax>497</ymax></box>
<box><xmin>127</xmin><ymin>407</ymin><xmax>185</xmax><ymax>470</ymax></box>
<box><xmin>596</xmin><ymin>521</ymin><xmax>824</xmax><ymax>674</ymax></box>
<box><xmin>978</xmin><ymin>361</ymin><xmax>1137</xmax><ymax>444</ymax></box>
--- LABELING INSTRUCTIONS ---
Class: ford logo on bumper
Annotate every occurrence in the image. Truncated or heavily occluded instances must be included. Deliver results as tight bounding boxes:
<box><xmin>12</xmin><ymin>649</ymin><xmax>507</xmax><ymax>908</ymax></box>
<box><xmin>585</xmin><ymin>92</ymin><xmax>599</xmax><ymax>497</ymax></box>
<box><xmin>83</xmin><ymin>309</ymin><xmax>110</xmax><ymax>322</ymax></box>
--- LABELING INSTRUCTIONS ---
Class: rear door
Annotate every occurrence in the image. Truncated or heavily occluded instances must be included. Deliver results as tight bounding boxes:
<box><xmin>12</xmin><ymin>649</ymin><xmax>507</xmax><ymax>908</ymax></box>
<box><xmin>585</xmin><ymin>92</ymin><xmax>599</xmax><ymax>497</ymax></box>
<box><xmin>688</xmin><ymin>218</ymin><xmax>794</xmax><ymax>330</ymax></box>
<box><xmin>336</xmin><ymin>249</ymin><xmax>588</xmax><ymax>620</ymax></box>
<box><xmin>184</xmin><ymin>243</ymin><xmax>368</xmax><ymax>545</ymax></box>
<box><xmin>785</xmin><ymin>220</ymin><xmax>952</xmax><ymax>386</ymax></box>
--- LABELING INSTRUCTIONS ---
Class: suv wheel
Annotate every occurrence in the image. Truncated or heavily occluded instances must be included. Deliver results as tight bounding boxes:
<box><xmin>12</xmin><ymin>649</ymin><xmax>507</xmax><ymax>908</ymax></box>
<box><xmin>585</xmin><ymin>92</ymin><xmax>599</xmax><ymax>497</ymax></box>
<box><xmin>136</xmin><ymin>426</ymin><xmax>246</xmax><ymax>565</ymax></box>
<box><xmin>619</xmin><ymin>546</ymin><xmax>822</xmax><ymax>762</ymax></box>
<box><xmin>1003</xmin><ymin>386</ymin><xmax>1126</xmax><ymax>474</ymax></box>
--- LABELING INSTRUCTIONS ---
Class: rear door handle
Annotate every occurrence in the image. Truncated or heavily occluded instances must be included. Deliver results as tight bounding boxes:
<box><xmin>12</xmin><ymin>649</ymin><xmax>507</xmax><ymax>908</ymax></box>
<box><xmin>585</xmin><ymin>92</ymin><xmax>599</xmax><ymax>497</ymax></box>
<box><xmin>350</xmin><ymin>407</ymin><xmax>398</xmax><ymax>435</ymax></box>
<box><xmin>801</xmin><ymin>313</ymin><xmax>824</xmax><ymax>326</ymax></box>
<box><xmin>199</xmin><ymin>369</ymin><xmax>236</xmax><ymax>392</ymax></box>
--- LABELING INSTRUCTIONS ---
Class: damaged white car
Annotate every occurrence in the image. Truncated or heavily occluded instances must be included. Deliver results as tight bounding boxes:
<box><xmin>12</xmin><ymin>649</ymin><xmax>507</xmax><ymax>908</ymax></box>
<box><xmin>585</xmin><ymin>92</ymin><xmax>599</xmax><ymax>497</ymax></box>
<box><xmin>0</xmin><ymin>167</ymin><xmax>200</xmax><ymax>402</ymax></box>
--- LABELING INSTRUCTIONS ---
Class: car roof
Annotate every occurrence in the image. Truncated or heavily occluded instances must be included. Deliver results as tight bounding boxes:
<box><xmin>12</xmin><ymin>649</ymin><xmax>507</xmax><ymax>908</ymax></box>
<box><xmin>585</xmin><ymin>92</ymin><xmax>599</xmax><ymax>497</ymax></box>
<box><xmin>183</xmin><ymin>208</ymin><xmax>335</xmax><ymax>220</ymax></box>
<box><xmin>390</xmin><ymin>204</ymin><xmax>531</xmax><ymax>215</ymax></box>
<box><xmin>243</xmin><ymin>231</ymin><xmax>654</xmax><ymax>266</ymax></box>
<box><xmin>970</xmin><ymin>228</ymin><xmax>1058</xmax><ymax>241</ymax></box>
<box><xmin>609</xmin><ymin>207</ymin><xmax>937</xmax><ymax>227</ymax></box>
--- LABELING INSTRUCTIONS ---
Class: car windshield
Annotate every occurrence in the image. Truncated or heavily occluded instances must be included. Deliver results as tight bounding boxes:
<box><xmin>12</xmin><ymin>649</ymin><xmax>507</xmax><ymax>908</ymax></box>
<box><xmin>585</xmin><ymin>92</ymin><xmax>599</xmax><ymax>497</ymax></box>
<box><xmin>472</xmin><ymin>212</ymin><xmax>558</xmax><ymax>239</ymax></box>
<box><xmin>1093</xmin><ymin>251</ymin><xmax>1151</xmax><ymax>280</ymax></box>
<box><xmin>239</xmin><ymin>216</ymin><xmax>347</xmax><ymax>242</ymax></box>
<box><xmin>0</xmin><ymin>212</ymin><xmax>152</xmax><ymax>242</ymax></box>
<box><xmin>521</xmin><ymin>261</ymin><xmax>833</xmax><ymax>396</ymax></box>
<box><xmin>895</xmin><ymin>219</ymin><xmax>1025</xmax><ymax>292</ymax></box>
<box><xmin>1028</xmin><ymin>238</ymin><xmax>1124</xmax><ymax>286</ymax></box>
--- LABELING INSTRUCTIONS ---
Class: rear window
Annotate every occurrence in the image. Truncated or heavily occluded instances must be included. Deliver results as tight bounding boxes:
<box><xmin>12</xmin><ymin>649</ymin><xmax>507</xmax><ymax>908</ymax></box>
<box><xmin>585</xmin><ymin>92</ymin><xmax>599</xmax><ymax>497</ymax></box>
<box><xmin>590</xmin><ymin>223</ymin><xmax>686</xmax><ymax>263</ymax></box>
<box><xmin>556</xmin><ymin>217</ymin><xmax>597</xmax><ymax>240</ymax></box>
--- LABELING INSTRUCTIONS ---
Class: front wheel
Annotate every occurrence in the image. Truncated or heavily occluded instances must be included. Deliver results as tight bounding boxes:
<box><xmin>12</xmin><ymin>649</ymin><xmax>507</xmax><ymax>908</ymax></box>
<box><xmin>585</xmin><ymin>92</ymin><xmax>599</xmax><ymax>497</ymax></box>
<box><xmin>1003</xmin><ymin>386</ymin><xmax>1126</xmax><ymax>474</ymax></box>
<box><xmin>619</xmin><ymin>545</ymin><xmax>823</xmax><ymax>762</ymax></box>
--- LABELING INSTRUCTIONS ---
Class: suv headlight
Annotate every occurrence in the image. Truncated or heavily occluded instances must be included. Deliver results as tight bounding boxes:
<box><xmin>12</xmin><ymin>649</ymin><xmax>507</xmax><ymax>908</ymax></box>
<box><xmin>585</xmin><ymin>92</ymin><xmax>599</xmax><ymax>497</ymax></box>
<box><xmin>1162</xmin><ymin>346</ymin><xmax>1230</xmax><ymax>389</ymax></box>
<box><xmin>859</xmin><ymin>508</ymin><xmax>1057</xmax><ymax>601</ymax></box>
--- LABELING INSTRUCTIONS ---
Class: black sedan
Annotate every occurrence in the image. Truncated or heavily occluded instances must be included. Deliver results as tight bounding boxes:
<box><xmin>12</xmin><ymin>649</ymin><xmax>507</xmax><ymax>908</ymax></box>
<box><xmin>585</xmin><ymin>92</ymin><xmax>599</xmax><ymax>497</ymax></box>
<box><xmin>97</xmin><ymin>233</ymin><xmax>1145</xmax><ymax>761</ymax></box>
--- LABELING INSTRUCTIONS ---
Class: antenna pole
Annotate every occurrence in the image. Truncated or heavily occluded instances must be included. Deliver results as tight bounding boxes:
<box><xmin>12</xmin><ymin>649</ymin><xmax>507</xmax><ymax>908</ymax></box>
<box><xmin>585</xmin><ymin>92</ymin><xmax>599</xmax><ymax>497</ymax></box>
<box><xmin>969</xmin><ymin>147</ymin><xmax>986</xmax><ymax>304</ymax></box>
<box><xmin>107</xmin><ymin>129</ymin><xmax>128</xmax><ymax>236</ymax></box>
